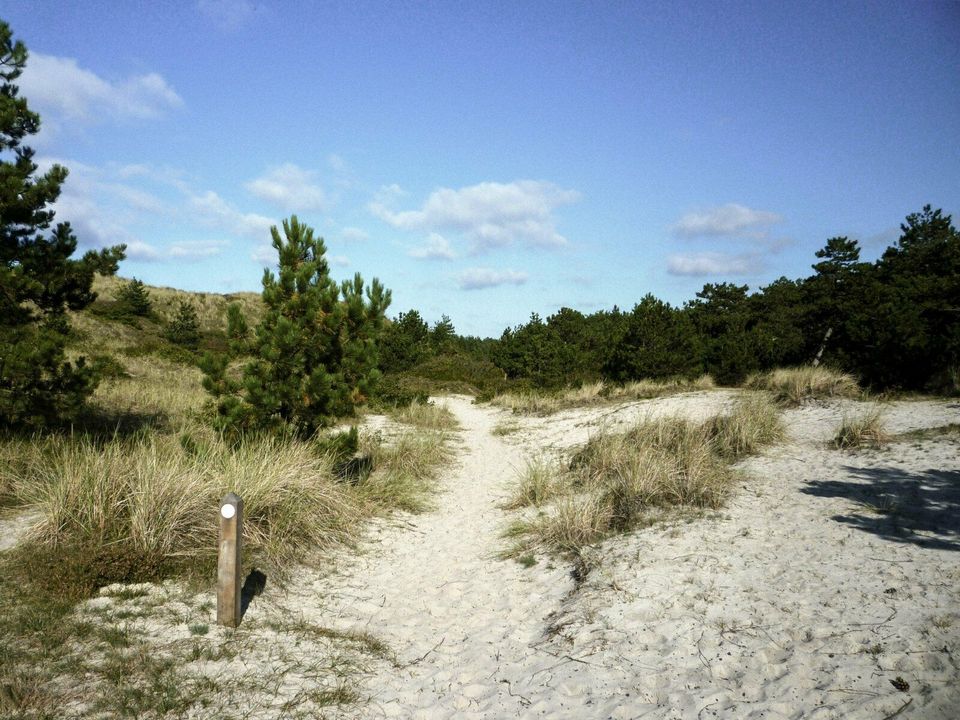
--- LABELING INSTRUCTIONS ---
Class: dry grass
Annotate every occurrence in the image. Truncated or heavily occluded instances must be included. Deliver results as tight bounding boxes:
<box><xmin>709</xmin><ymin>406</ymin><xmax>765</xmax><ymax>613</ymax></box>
<box><xmin>610</xmin><ymin>374</ymin><xmax>715</xmax><ymax>401</ymax></box>
<box><xmin>834</xmin><ymin>406</ymin><xmax>891</xmax><ymax>449</ymax></box>
<box><xmin>503</xmin><ymin>457</ymin><xmax>561</xmax><ymax>509</ymax></box>
<box><xmin>504</xmin><ymin>395</ymin><xmax>783</xmax><ymax>557</ymax></box>
<box><xmin>389</xmin><ymin>400</ymin><xmax>459</xmax><ymax>431</ymax></box>
<box><xmin>708</xmin><ymin>392</ymin><xmax>785</xmax><ymax>459</ymax></box>
<box><xmin>355</xmin><ymin>429</ymin><xmax>452</xmax><ymax>513</ymax></box>
<box><xmin>746</xmin><ymin>366</ymin><xmax>860</xmax><ymax>405</ymax></box>
<box><xmin>13</xmin><ymin>433</ymin><xmax>359</xmax><ymax>576</ymax></box>
<box><xmin>90</xmin><ymin>274</ymin><xmax>264</xmax><ymax>334</ymax></box>
<box><xmin>489</xmin><ymin>375</ymin><xmax>716</xmax><ymax>416</ymax></box>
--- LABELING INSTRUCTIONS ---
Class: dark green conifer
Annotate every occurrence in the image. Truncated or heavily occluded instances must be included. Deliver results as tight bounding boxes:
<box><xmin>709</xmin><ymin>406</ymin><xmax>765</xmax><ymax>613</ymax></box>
<box><xmin>202</xmin><ymin>216</ymin><xmax>391</xmax><ymax>436</ymax></box>
<box><xmin>0</xmin><ymin>21</ymin><xmax>125</xmax><ymax>428</ymax></box>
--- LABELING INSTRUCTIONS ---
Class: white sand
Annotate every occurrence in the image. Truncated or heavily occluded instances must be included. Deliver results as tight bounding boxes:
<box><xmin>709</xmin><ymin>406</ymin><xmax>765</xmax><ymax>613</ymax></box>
<box><xmin>271</xmin><ymin>393</ymin><xmax>958</xmax><ymax>718</ymax></box>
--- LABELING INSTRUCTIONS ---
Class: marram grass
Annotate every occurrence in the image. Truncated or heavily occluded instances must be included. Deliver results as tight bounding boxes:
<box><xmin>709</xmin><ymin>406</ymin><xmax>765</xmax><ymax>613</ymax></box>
<box><xmin>504</xmin><ymin>394</ymin><xmax>783</xmax><ymax>557</ymax></box>
<box><xmin>745</xmin><ymin>366</ymin><xmax>860</xmax><ymax>406</ymax></box>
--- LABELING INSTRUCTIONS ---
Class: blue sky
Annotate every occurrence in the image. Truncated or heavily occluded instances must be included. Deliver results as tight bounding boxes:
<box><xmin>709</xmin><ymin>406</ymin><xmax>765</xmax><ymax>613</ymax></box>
<box><xmin>5</xmin><ymin>0</ymin><xmax>959</xmax><ymax>337</ymax></box>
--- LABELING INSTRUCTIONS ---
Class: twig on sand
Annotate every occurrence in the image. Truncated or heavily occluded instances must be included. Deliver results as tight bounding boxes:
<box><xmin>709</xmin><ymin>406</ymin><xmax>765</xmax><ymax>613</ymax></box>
<box><xmin>403</xmin><ymin>637</ymin><xmax>445</xmax><ymax>667</ymax></box>
<box><xmin>882</xmin><ymin>697</ymin><xmax>913</xmax><ymax>719</ymax></box>
<box><xmin>499</xmin><ymin>679</ymin><xmax>531</xmax><ymax>706</ymax></box>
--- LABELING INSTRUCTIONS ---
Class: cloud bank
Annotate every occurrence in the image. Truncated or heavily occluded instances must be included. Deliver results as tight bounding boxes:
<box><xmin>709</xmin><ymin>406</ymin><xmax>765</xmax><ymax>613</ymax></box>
<box><xmin>409</xmin><ymin>233</ymin><xmax>455</xmax><ymax>260</ymax></box>
<box><xmin>245</xmin><ymin>163</ymin><xmax>327</xmax><ymax>211</ymax></box>
<box><xmin>371</xmin><ymin>180</ymin><xmax>579</xmax><ymax>253</ymax></box>
<box><xmin>458</xmin><ymin>267</ymin><xmax>528</xmax><ymax>290</ymax></box>
<box><xmin>666</xmin><ymin>252</ymin><xmax>758</xmax><ymax>276</ymax></box>
<box><xmin>672</xmin><ymin>203</ymin><xmax>782</xmax><ymax>239</ymax></box>
<box><xmin>20</xmin><ymin>54</ymin><xmax>182</xmax><ymax>123</ymax></box>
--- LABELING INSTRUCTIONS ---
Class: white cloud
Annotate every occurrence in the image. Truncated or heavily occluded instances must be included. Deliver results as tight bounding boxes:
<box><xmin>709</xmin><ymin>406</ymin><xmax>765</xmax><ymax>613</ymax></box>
<box><xmin>458</xmin><ymin>267</ymin><xmax>528</xmax><ymax>290</ymax></box>
<box><xmin>666</xmin><ymin>252</ymin><xmax>759</xmax><ymax>276</ymax></box>
<box><xmin>245</xmin><ymin>163</ymin><xmax>328</xmax><ymax>211</ymax></box>
<box><xmin>409</xmin><ymin>233</ymin><xmax>455</xmax><ymax>260</ymax></box>
<box><xmin>340</xmin><ymin>226</ymin><xmax>369</xmax><ymax>242</ymax></box>
<box><xmin>124</xmin><ymin>241</ymin><xmax>163</xmax><ymax>261</ymax></box>
<box><xmin>329</xmin><ymin>255</ymin><xmax>350</xmax><ymax>267</ymax></box>
<box><xmin>371</xmin><ymin>180</ymin><xmax>579</xmax><ymax>253</ymax></box>
<box><xmin>191</xmin><ymin>191</ymin><xmax>275</xmax><ymax>238</ymax></box>
<box><xmin>198</xmin><ymin>0</ymin><xmax>256</xmax><ymax>31</ymax></box>
<box><xmin>328</xmin><ymin>154</ymin><xmax>347</xmax><ymax>172</ymax></box>
<box><xmin>672</xmin><ymin>203</ymin><xmax>782</xmax><ymax>238</ymax></box>
<box><xmin>251</xmin><ymin>244</ymin><xmax>275</xmax><ymax>265</ymax></box>
<box><xmin>168</xmin><ymin>240</ymin><xmax>230</xmax><ymax>259</ymax></box>
<box><xmin>20</xmin><ymin>54</ymin><xmax>182</xmax><ymax>124</ymax></box>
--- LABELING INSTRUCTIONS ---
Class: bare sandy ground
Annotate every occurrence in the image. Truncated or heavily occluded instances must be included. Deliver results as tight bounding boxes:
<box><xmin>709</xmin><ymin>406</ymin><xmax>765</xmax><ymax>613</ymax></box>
<box><xmin>5</xmin><ymin>392</ymin><xmax>957</xmax><ymax>718</ymax></box>
<box><xmin>289</xmin><ymin>393</ymin><xmax>959</xmax><ymax>718</ymax></box>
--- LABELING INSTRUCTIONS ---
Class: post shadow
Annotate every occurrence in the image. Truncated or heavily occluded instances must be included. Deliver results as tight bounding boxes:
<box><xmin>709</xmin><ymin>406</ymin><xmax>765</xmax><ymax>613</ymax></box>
<box><xmin>240</xmin><ymin>569</ymin><xmax>268</xmax><ymax>618</ymax></box>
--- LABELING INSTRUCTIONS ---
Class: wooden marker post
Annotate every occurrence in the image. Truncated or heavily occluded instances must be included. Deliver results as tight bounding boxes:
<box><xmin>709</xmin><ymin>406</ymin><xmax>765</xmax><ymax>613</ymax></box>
<box><xmin>217</xmin><ymin>492</ymin><xmax>243</xmax><ymax>628</ymax></box>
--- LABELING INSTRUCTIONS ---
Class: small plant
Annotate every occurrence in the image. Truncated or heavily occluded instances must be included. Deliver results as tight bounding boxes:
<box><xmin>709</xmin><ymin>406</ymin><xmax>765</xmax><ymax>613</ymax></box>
<box><xmin>708</xmin><ymin>392</ymin><xmax>784</xmax><ymax>459</ymax></box>
<box><xmin>390</xmin><ymin>400</ymin><xmax>459</xmax><ymax>431</ymax></box>
<box><xmin>517</xmin><ymin>553</ymin><xmax>537</xmax><ymax>568</ymax></box>
<box><xmin>188</xmin><ymin>623</ymin><xmax>209</xmax><ymax>636</ymax></box>
<box><xmin>833</xmin><ymin>406</ymin><xmax>891</xmax><ymax>449</ymax></box>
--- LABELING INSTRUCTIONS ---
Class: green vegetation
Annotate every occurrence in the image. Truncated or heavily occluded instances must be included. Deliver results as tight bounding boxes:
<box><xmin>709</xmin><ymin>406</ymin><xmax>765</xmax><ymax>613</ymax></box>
<box><xmin>0</xmin><ymin>21</ymin><xmax>125</xmax><ymax>429</ymax></box>
<box><xmin>201</xmin><ymin>216</ymin><xmax>392</xmax><ymax>437</ymax></box>
<box><xmin>116</xmin><ymin>277</ymin><xmax>153</xmax><ymax>318</ymax></box>
<box><xmin>503</xmin><ymin>394</ymin><xmax>783</xmax><ymax>558</ymax></box>
<box><xmin>490</xmin><ymin>375</ymin><xmax>715</xmax><ymax>415</ymax></box>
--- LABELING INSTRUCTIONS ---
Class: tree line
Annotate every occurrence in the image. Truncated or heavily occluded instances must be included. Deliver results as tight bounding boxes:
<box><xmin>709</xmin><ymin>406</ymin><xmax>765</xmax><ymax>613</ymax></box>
<box><xmin>381</xmin><ymin>206</ymin><xmax>959</xmax><ymax>394</ymax></box>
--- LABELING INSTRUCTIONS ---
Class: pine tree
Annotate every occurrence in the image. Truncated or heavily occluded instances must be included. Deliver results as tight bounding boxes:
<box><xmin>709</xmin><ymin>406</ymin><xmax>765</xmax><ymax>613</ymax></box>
<box><xmin>202</xmin><ymin>216</ymin><xmax>391</xmax><ymax>436</ymax></box>
<box><xmin>166</xmin><ymin>300</ymin><xmax>201</xmax><ymax>348</ymax></box>
<box><xmin>116</xmin><ymin>277</ymin><xmax>152</xmax><ymax>317</ymax></box>
<box><xmin>0</xmin><ymin>21</ymin><xmax>125</xmax><ymax>428</ymax></box>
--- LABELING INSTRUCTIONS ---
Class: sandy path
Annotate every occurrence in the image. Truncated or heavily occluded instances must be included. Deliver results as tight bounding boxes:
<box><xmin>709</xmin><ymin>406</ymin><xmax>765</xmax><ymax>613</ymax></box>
<box><xmin>317</xmin><ymin>396</ymin><xmax>588</xmax><ymax>717</ymax></box>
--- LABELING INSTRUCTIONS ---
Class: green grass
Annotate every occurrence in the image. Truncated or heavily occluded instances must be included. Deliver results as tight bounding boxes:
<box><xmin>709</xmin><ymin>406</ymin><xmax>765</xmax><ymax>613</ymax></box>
<box><xmin>0</xmin><ymin>276</ymin><xmax>457</xmax><ymax>718</ymax></box>
<box><xmin>389</xmin><ymin>399</ymin><xmax>460</xmax><ymax>431</ymax></box>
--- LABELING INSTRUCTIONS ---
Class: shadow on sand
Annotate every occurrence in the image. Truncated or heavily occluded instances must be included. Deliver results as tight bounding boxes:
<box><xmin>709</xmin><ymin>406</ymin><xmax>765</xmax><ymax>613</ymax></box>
<box><xmin>240</xmin><ymin>569</ymin><xmax>267</xmax><ymax>619</ymax></box>
<box><xmin>802</xmin><ymin>466</ymin><xmax>960</xmax><ymax>551</ymax></box>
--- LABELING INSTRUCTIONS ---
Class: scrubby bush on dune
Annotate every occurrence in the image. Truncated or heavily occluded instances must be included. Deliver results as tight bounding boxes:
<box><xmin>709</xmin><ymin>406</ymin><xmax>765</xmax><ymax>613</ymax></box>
<box><xmin>745</xmin><ymin>366</ymin><xmax>860</xmax><ymax>405</ymax></box>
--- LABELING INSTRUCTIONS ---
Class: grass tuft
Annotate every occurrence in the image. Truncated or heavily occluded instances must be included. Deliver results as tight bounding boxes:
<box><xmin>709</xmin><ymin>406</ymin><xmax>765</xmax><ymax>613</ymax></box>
<box><xmin>389</xmin><ymin>399</ymin><xmax>459</xmax><ymax>431</ymax></box>
<box><xmin>708</xmin><ymin>392</ymin><xmax>785</xmax><ymax>459</ymax></box>
<box><xmin>745</xmin><ymin>366</ymin><xmax>860</xmax><ymax>405</ymax></box>
<box><xmin>503</xmin><ymin>458</ymin><xmax>561</xmax><ymax>509</ymax></box>
<box><xmin>489</xmin><ymin>375</ymin><xmax>716</xmax><ymax>416</ymax></box>
<box><xmin>834</xmin><ymin>406</ymin><xmax>891</xmax><ymax>449</ymax></box>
